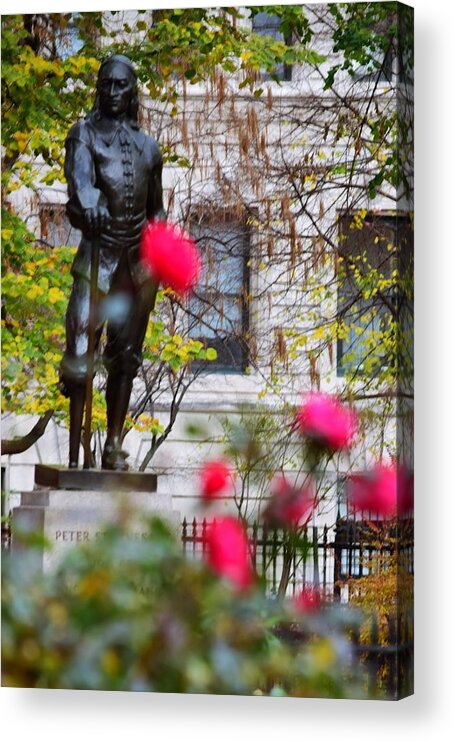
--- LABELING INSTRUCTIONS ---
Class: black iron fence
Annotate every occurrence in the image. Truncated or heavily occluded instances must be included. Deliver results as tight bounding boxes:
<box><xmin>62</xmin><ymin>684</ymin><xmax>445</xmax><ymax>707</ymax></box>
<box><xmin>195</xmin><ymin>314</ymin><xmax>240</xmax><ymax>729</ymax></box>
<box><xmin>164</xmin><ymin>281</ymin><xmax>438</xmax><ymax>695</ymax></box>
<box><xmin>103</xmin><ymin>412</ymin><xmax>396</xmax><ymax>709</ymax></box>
<box><xmin>182</xmin><ymin>516</ymin><xmax>335</xmax><ymax>596</ymax></box>
<box><xmin>353</xmin><ymin>611</ymin><xmax>414</xmax><ymax>699</ymax></box>
<box><xmin>181</xmin><ymin>516</ymin><xmax>414</xmax><ymax>599</ymax></box>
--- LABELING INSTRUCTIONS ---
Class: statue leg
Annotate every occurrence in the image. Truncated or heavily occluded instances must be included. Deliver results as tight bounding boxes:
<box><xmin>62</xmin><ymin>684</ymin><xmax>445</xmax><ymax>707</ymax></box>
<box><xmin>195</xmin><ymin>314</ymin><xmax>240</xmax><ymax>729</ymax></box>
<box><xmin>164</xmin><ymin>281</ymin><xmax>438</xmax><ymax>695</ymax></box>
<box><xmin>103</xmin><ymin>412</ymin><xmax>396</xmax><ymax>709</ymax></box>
<box><xmin>102</xmin><ymin>276</ymin><xmax>158</xmax><ymax>471</ymax></box>
<box><xmin>102</xmin><ymin>372</ymin><xmax>133</xmax><ymax>471</ymax></box>
<box><xmin>68</xmin><ymin>386</ymin><xmax>85</xmax><ymax>468</ymax></box>
<box><xmin>60</xmin><ymin>276</ymin><xmax>103</xmax><ymax>468</ymax></box>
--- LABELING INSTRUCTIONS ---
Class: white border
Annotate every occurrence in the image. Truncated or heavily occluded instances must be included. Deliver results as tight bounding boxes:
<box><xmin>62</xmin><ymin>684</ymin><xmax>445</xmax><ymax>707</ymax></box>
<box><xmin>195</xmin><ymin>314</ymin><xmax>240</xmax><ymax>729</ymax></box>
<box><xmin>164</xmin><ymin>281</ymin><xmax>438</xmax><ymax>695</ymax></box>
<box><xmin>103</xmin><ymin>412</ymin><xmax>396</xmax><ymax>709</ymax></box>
<box><xmin>2</xmin><ymin>1</ymin><xmax>455</xmax><ymax>739</ymax></box>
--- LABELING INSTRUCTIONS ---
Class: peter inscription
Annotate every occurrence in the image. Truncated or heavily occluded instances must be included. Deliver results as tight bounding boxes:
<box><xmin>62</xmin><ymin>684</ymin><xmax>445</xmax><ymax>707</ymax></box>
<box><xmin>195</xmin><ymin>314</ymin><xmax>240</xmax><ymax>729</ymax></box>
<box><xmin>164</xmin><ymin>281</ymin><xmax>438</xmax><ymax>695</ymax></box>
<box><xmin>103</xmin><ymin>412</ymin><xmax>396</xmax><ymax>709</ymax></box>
<box><xmin>54</xmin><ymin>529</ymin><xmax>150</xmax><ymax>542</ymax></box>
<box><xmin>55</xmin><ymin>529</ymin><xmax>90</xmax><ymax>542</ymax></box>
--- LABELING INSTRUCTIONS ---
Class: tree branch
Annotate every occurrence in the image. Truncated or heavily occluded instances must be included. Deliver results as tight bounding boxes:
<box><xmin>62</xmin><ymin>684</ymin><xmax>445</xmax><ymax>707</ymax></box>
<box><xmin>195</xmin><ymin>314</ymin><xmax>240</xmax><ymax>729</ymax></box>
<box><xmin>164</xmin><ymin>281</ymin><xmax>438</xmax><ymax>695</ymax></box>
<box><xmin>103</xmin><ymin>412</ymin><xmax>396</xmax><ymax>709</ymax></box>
<box><xmin>1</xmin><ymin>410</ymin><xmax>54</xmax><ymax>455</ymax></box>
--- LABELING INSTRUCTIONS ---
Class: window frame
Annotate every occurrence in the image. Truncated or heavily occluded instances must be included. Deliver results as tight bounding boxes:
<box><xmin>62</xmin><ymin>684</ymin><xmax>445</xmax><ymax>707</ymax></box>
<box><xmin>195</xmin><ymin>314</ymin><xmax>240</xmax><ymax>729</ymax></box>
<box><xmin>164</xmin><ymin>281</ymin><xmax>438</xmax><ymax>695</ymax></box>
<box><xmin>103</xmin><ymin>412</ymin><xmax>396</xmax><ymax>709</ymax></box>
<box><xmin>187</xmin><ymin>213</ymin><xmax>251</xmax><ymax>374</ymax></box>
<box><xmin>336</xmin><ymin>210</ymin><xmax>411</xmax><ymax>378</ymax></box>
<box><xmin>251</xmin><ymin>10</ymin><xmax>293</xmax><ymax>83</ymax></box>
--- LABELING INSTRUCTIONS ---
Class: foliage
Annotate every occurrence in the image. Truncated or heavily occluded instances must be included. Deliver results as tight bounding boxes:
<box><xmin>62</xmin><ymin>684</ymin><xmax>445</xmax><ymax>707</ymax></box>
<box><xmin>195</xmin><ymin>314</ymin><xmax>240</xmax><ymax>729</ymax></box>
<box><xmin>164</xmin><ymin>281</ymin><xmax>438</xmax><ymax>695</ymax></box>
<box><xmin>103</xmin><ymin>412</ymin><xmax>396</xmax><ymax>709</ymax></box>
<box><xmin>220</xmin><ymin>396</ymin><xmax>353</xmax><ymax>595</ymax></box>
<box><xmin>105</xmin><ymin>7</ymin><xmax>321</xmax><ymax>98</ymax></box>
<box><xmin>1</xmin><ymin>6</ymin><xmax>413</xmax><ymax>470</ymax></box>
<box><xmin>0</xmin><ymin>8</ymin><xmax>321</xmax><ymax>463</ymax></box>
<box><xmin>1</xmin><ymin>15</ymin><xmax>99</xmax><ymax>193</ymax></box>
<box><xmin>325</xmin><ymin>2</ymin><xmax>414</xmax><ymax>197</ymax></box>
<box><xmin>346</xmin><ymin>520</ymin><xmax>414</xmax><ymax>646</ymax></box>
<box><xmin>2</xmin><ymin>514</ymin><xmax>365</xmax><ymax>697</ymax></box>
<box><xmin>1</xmin><ymin>7</ymin><xmax>413</xmax><ymax>699</ymax></box>
<box><xmin>327</xmin><ymin>2</ymin><xmax>414</xmax><ymax>83</ymax></box>
<box><xmin>1</xmin><ymin>208</ymin><xmax>73</xmax><ymax>419</ymax></box>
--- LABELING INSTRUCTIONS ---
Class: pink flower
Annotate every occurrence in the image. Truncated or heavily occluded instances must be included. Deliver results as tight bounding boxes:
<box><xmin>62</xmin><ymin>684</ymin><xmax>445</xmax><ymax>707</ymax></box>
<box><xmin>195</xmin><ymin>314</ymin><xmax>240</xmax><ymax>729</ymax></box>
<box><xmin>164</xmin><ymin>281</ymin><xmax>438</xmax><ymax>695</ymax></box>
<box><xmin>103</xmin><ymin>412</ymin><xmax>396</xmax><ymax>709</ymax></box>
<box><xmin>199</xmin><ymin>459</ymin><xmax>231</xmax><ymax>500</ymax></box>
<box><xmin>140</xmin><ymin>220</ymin><xmax>201</xmax><ymax>295</ymax></box>
<box><xmin>206</xmin><ymin>517</ymin><xmax>254</xmax><ymax>591</ymax></box>
<box><xmin>348</xmin><ymin>464</ymin><xmax>400</xmax><ymax>518</ymax></box>
<box><xmin>262</xmin><ymin>476</ymin><xmax>314</xmax><ymax>529</ymax></box>
<box><xmin>293</xmin><ymin>587</ymin><xmax>322</xmax><ymax>614</ymax></box>
<box><xmin>295</xmin><ymin>392</ymin><xmax>357</xmax><ymax>451</ymax></box>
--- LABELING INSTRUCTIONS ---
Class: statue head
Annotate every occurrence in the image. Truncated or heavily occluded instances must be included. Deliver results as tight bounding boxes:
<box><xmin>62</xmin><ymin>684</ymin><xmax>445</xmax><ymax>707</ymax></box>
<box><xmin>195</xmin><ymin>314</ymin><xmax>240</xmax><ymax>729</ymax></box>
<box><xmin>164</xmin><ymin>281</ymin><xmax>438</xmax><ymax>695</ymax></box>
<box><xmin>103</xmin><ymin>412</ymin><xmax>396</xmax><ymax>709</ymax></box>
<box><xmin>92</xmin><ymin>54</ymin><xmax>139</xmax><ymax>125</ymax></box>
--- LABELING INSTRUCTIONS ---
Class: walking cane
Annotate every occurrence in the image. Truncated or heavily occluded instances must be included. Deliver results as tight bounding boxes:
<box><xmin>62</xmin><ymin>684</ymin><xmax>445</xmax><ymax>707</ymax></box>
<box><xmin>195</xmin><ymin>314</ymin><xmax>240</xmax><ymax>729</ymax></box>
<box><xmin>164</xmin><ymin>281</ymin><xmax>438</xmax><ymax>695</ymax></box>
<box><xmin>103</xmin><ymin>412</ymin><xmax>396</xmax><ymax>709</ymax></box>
<box><xmin>83</xmin><ymin>235</ymin><xmax>100</xmax><ymax>469</ymax></box>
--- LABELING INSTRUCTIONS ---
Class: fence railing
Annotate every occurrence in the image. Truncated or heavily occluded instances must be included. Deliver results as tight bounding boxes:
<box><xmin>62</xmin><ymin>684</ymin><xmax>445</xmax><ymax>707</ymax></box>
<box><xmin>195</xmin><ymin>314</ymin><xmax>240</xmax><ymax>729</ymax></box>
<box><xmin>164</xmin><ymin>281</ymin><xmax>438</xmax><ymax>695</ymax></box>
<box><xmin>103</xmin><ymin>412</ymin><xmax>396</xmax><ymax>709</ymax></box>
<box><xmin>182</xmin><ymin>518</ymin><xmax>335</xmax><ymax>596</ymax></box>
<box><xmin>353</xmin><ymin>611</ymin><xmax>414</xmax><ymax>699</ymax></box>
<box><xmin>181</xmin><ymin>516</ymin><xmax>414</xmax><ymax>599</ymax></box>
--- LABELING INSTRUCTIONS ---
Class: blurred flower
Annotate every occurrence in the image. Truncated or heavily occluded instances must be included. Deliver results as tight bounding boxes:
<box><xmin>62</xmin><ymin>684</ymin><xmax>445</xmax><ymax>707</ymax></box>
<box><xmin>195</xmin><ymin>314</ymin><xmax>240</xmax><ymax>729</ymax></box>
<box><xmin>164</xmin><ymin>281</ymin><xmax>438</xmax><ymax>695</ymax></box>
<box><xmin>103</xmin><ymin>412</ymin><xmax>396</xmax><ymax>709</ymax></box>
<box><xmin>307</xmin><ymin>638</ymin><xmax>337</xmax><ymax>673</ymax></box>
<box><xmin>293</xmin><ymin>586</ymin><xmax>322</xmax><ymax>614</ymax></box>
<box><xmin>262</xmin><ymin>476</ymin><xmax>314</xmax><ymax>529</ymax></box>
<box><xmin>199</xmin><ymin>459</ymin><xmax>231</xmax><ymax>501</ymax></box>
<box><xmin>295</xmin><ymin>392</ymin><xmax>357</xmax><ymax>451</ymax></box>
<box><xmin>348</xmin><ymin>463</ymin><xmax>405</xmax><ymax>518</ymax></box>
<box><xmin>140</xmin><ymin>220</ymin><xmax>201</xmax><ymax>295</ymax></box>
<box><xmin>206</xmin><ymin>517</ymin><xmax>253</xmax><ymax>591</ymax></box>
<box><xmin>99</xmin><ymin>292</ymin><xmax>132</xmax><ymax>323</ymax></box>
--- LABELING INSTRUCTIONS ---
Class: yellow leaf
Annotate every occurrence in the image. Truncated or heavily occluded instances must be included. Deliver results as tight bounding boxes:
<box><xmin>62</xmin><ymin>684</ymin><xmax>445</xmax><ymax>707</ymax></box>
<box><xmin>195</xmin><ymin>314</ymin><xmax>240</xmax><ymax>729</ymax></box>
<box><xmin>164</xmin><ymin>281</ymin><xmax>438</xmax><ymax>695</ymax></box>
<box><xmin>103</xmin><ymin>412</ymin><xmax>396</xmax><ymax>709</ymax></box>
<box><xmin>26</xmin><ymin>286</ymin><xmax>44</xmax><ymax>300</ymax></box>
<box><xmin>49</xmin><ymin>287</ymin><xmax>65</xmax><ymax>304</ymax></box>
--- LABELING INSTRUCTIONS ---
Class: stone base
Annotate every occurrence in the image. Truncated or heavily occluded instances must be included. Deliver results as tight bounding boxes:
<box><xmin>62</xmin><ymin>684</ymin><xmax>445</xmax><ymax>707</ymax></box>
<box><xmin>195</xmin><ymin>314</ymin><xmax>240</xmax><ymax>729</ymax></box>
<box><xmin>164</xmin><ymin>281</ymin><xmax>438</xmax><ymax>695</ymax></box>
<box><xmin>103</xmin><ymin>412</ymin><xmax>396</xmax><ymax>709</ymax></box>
<box><xmin>11</xmin><ymin>467</ymin><xmax>179</xmax><ymax>573</ymax></box>
<box><xmin>35</xmin><ymin>463</ymin><xmax>157</xmax><ymax>492</ymax></box>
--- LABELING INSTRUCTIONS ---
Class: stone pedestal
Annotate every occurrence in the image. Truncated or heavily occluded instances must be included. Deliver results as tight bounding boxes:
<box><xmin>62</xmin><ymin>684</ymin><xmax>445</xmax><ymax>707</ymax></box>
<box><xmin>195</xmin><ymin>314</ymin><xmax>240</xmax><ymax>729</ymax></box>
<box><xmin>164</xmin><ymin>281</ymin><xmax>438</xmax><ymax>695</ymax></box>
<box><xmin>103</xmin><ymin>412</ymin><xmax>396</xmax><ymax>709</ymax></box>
<box><xmin>11</xmin><ymin>466</ymin><xmax>179</xmax><ymax>572</ymax></box>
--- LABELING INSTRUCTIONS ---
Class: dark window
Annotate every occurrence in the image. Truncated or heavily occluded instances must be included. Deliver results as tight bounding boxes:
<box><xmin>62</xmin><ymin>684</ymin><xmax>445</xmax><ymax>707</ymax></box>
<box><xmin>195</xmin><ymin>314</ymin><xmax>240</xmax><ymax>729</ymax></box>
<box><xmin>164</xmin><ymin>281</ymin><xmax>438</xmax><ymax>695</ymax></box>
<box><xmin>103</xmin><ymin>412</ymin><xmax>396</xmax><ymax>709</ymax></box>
<box><xmin>40</xmin><ymin>204</ymin><xmax>81</xmax><ymax>247</ymax></box>
<box><xmin>252</xmin><ymin>12</ymin><xmax>292</xmax><ymax>82</ymax></box>
<box><xmin>188</xmin><ymin>218</ymin><xmax>250</xmax><ymax>372</ymax></box>
<box><xmin>336</xmin><ymin>212</ymin><xmax>412</xmax><ymax>377</ymax></box>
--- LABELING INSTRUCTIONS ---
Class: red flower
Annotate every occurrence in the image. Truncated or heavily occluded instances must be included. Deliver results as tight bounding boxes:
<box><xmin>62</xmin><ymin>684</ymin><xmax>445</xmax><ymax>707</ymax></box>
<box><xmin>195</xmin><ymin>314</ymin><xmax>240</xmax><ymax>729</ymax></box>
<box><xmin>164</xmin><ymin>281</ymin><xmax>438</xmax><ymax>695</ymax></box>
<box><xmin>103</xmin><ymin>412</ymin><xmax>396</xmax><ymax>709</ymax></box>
<box><xmin>262</xmin><ymin>476</ymin><xmax>314</xmax><ymax>529</ymax></box>
<box><xmin>199</xmin><ymin>459</ymin><xmax>231</xmax><ymax>500</ymax></box>
<box><xmin>206</xmin><ymin>517</ymin><xmax>253</xmax><ymax>591</ymax></box>
<box><xmin>348</xmin><ymin>464</ymin><xmax>401</xmax><ymax>518</ymax></box>
<box><xmin>295</xmin><ymin>392</ymin><xmax>357</xmax><ymax>451</ymax></box>
<box><xmin>293</xmin><ymin>587</ymin><xmax>322</xmax><ymax>614</ymax></box>
<box><xmin>140</xmin><ymin>220</ymin><xmax>201</xmax><ymax>295</ymax></box>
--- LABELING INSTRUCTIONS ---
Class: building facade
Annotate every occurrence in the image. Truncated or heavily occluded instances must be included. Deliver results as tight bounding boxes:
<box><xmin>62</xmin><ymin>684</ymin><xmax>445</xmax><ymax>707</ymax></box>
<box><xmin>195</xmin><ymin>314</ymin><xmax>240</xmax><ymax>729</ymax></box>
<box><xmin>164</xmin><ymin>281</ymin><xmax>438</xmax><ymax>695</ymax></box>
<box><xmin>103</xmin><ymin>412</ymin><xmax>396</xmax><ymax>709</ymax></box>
<box><xmin>2</xmin><ymin>6</ymin><xmax>413</xmax><ymax>542</ymax></box>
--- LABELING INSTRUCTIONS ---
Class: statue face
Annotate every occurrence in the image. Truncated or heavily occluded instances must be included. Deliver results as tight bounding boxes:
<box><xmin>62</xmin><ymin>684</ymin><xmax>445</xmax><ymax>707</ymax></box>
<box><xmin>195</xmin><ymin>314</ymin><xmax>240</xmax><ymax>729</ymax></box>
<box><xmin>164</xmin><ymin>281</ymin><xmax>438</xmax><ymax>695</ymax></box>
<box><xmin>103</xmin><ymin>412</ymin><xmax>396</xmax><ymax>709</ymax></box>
<box><xmin>97</xmin><ymin>61</ymin><xmax>135</xmax><ymax>118</ymax></box>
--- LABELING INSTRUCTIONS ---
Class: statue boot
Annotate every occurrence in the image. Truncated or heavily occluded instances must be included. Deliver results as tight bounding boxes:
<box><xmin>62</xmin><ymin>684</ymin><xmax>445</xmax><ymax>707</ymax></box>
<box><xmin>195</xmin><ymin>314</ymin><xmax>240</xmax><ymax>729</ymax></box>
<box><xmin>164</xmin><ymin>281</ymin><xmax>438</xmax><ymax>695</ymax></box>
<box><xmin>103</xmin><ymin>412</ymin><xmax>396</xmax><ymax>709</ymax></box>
<box><xmin>102</xmin><ymin>373</ymin><xmax>132</xmax><ymax>471</ymax></box>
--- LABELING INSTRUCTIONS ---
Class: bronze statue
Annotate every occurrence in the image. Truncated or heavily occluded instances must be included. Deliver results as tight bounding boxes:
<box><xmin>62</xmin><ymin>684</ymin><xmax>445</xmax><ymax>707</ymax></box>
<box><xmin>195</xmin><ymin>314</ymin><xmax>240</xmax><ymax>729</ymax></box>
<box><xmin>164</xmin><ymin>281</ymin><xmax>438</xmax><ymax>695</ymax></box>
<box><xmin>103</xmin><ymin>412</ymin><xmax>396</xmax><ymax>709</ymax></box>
<box><xmin>60</xmin><ymin>54</ymin><xmax>165</xmax><ymax>471</ymax></box>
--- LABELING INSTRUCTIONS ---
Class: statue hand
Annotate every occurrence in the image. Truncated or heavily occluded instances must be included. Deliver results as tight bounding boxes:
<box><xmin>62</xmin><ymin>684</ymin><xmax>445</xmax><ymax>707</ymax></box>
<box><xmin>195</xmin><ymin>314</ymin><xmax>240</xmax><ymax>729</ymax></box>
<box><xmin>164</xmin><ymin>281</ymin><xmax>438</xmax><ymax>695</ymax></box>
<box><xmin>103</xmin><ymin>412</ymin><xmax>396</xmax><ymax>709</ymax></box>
<box><xmin>83</xmin><ymin>206</ymin><xmax>111</xmax><ymax>236</ymax></box>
